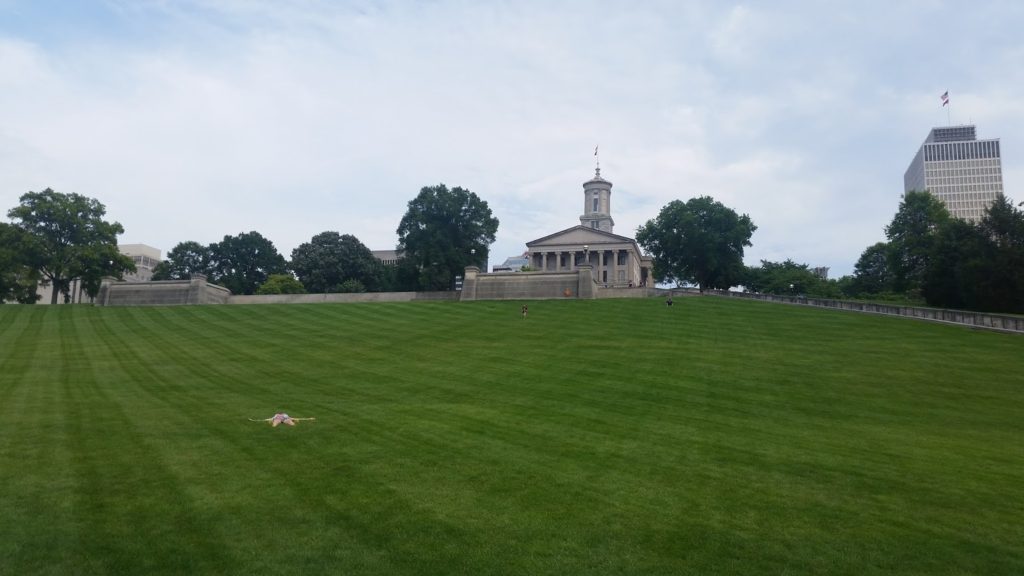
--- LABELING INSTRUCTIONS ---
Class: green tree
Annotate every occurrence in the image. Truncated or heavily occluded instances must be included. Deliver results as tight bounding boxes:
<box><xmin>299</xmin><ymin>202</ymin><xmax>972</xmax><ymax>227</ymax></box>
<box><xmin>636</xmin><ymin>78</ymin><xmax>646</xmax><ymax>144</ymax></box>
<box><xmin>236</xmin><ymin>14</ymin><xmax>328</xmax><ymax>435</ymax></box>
<box><xmin>256</xmin><ymin>274</ymin><xmax>308</xmax><ymax>295</ymax></box>
<box><xmin>849</xmin><ymin>242</ymin><xmax>893</xmax><ymax>296</ymax></box>
<box><xmin>922</xmin><ymin>219</ymin><xmax>989</xmax><ymax>310</ymax></box>
<box><xmin>290</xmin><ymin>232</ymin><xmax>381</xmax><ymax>293</ymax></box>
<box><xmin>885</xmin><ymin>191</ymin><xmax>950</xmax><ymax>296</ymax></box>
<box><xmin>396</xmin><ymin>184</ymin><xmax>499</xmax><ymax>291</ymax></box>
<box><xmin>152</xmin><ymin>241</ymin><xmax>214</xmax><ymax>281</ymax></box>
<box><xmin>337</xmin><ymin>279</ymin><xmax>366</xmax><ymax>293</ymax></box>
<box><xmin>636</xmin><ymin>196</ymin><xmax>756</xmax><ymax>291</ymax></box>
<box><xmin>210</xmin><ymin>231</ymin><xmax>288</xmax><ymax>295</ymax></box>
<box><xmin>834</xmin><ymin>275</ymin><xmax>857</xmax><ymax>299</ymax></box>
<box><xmin>744</xmin><ymin>259</ymin><xmax>831</xmax><ymax>297</ymax></box>
<box><xmin>377</xmin><ymin>257</ymin><xmax>421</xmax><ymax>292</ymax></box>
<box><xmin>0</xmin><ymin>223</ymin><xmax>40</xmax><ymax>303</ymax></box>
<box><xmin>7</xmin><ymin>188</ymin><xmax>134</xmax><ymax>304</ymax></box>
<box><xmin>975</xmin><ymin>194</ymin><xmax>1024</xmax><ymax>312</ymax></box>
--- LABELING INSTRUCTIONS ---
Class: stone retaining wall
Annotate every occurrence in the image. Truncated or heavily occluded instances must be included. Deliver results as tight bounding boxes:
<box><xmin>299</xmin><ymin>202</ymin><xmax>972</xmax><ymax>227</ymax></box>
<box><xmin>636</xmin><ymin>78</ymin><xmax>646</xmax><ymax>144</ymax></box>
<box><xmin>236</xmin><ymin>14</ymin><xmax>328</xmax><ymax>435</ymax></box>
<box><xmin>228</xmin><ymin>291</ymin><xmax>457</xmax><ymax>304</ymax></box>
<box><xmin>96</xmin><ymin>275</ymin><xmax>230</xmax><ymax>306</ymax></box>
<box><xmin>461</xmin><ymin>267</ymin><xmax>588</xmax><ymax>300</ymax></box>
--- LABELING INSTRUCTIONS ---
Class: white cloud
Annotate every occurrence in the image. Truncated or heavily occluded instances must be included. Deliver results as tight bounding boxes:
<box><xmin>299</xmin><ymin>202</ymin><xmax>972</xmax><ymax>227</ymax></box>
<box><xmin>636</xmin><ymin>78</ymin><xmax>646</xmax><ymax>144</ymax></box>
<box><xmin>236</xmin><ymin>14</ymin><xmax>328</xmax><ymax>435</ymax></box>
<box><xmin>2</xmin><ymin>1</ymin><xmax>1022</xmax><ymax>278</ymax></box>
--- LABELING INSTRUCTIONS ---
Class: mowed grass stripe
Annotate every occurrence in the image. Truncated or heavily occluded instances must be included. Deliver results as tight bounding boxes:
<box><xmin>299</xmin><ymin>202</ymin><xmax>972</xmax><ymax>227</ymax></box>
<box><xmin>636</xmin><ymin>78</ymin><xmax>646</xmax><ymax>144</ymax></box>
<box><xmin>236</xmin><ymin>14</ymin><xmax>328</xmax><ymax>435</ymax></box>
<box><xmin>1</xmin><ymin>299</ymin><xmax>1022</xmax><ymax>575</ymax></box>
<box><xmin>0</xmin><ymin>307</ymin><xmax>82</xmax><ymax>573</ymax></box>
<box><xmin>66</xmin><ymin>310</ymin><xmax>238</xmax><ymax>574</ymax></box>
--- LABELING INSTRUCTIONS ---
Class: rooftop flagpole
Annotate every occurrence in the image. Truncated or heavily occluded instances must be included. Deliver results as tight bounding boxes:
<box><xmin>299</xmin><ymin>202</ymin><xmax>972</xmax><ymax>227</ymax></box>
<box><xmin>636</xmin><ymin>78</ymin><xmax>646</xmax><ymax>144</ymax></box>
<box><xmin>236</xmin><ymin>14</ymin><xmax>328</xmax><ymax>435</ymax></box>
<box><xmin>594</xmin><ymin>144</ymin><xmax>600</xmax><ymax>176</ymax></box>
<box><xmin>942</xmin><ymin>90</ymin><xmax>950</xmax><ymax>125</ymax></box>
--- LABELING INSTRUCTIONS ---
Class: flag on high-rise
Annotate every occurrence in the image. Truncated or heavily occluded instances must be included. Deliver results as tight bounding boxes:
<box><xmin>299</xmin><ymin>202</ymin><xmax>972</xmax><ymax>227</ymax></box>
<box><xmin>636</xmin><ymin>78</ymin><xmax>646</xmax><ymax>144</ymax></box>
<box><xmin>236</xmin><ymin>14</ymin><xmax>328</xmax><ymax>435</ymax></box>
<box><xmin>941</xmin><ymin>91</ymin><xmax>950</xmax><ymax>106</ymax></box>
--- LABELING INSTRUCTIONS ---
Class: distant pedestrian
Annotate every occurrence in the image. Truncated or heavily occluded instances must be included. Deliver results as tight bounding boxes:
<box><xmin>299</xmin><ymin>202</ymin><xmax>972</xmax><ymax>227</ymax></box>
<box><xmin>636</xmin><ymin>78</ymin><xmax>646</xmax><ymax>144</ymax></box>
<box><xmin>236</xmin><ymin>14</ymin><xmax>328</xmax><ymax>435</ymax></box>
<box><xmin>521</xmin><ymin>304</ymin><xmax>528</xmax><ymax>319</ymax></box>
<box><xmin>666</xmin><ymin>296</ymin><xmax>674</xmax><ymax>307</ymax></box>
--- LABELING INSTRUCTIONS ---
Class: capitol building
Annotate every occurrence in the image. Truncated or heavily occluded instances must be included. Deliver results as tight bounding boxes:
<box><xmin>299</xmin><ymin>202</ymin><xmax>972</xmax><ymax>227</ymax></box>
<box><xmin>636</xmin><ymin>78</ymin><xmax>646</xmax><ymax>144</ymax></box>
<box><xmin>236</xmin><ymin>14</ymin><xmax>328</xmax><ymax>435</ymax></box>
<box><xmin>524</xmin><ymin>167</ymin><xmax>653</xmax><ymax>288</ymax></box>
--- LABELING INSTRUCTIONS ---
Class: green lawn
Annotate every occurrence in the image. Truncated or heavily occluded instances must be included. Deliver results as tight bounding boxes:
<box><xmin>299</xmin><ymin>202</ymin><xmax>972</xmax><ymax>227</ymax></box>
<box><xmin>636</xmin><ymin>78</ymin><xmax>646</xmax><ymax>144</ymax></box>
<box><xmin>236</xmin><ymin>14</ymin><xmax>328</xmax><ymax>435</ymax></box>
<box><xmin>1</xmin><ymin>298</ymin><xmax>1021</xmax><ymax>575</ymax></box>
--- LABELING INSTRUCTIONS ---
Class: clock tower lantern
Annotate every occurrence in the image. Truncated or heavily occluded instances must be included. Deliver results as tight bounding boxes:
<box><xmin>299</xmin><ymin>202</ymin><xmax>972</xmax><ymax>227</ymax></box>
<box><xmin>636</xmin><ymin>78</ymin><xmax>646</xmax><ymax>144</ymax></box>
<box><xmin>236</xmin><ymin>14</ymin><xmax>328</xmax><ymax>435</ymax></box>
<box><xmin>579</xmin><ymin>167</ymin><xmax>614</xmax><ymax>233</ymax></box>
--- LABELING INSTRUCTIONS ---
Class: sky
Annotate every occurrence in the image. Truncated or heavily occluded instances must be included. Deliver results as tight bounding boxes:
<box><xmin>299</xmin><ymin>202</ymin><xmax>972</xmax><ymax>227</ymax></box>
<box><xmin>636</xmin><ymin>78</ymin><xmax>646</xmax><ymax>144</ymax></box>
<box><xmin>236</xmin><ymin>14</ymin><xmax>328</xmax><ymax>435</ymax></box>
<box><xmin>2</xmin><ymin>0</ymin><xmax>1022</xmax><ymax>277</ymax></box>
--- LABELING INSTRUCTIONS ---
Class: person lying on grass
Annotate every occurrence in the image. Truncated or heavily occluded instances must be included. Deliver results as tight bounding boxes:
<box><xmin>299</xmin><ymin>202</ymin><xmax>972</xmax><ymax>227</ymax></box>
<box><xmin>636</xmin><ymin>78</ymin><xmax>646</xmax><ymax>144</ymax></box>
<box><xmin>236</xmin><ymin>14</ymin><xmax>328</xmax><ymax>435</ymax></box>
<box><xmin>251</xmin><ymin>413</ymin><xmax>316</xmax><ymax>427</ymax></box>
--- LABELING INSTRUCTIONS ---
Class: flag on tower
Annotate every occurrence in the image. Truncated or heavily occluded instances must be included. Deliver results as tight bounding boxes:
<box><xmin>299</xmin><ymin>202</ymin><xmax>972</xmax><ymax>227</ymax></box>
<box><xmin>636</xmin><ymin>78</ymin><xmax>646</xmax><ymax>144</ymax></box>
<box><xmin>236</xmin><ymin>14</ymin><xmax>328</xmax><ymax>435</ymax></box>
<box><xmin>941</xmin><ymin>91</ymin><xmax>949</xmax><ymax>106</ymax></box>
<box><xmin>594</xmin><ymin>145</ymin><xmax>599</xmax><ymax>156</ymax></box>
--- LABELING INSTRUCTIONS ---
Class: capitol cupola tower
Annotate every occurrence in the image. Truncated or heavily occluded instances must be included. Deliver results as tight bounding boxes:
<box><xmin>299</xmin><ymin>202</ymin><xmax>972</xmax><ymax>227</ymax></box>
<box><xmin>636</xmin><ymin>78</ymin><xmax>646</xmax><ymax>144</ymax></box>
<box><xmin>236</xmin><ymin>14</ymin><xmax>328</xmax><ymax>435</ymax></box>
<box><xmin>579</xmin><ymin>165</ymin><xmax>614</xmax><ymax>233</ymax></box>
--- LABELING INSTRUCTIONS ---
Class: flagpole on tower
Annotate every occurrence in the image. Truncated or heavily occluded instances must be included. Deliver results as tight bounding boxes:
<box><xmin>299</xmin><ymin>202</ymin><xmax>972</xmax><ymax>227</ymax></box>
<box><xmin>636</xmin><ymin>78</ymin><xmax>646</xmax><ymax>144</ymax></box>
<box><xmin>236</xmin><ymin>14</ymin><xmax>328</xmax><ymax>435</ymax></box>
<box><xmin>942</xmin><ymin>90</ymin><xmax>951</xmax><ymax>126</ymax></box>
<box><xmin>594</xmin><ymin>144</ymin><xmax>600</xmax><ymax>177</ymax></box>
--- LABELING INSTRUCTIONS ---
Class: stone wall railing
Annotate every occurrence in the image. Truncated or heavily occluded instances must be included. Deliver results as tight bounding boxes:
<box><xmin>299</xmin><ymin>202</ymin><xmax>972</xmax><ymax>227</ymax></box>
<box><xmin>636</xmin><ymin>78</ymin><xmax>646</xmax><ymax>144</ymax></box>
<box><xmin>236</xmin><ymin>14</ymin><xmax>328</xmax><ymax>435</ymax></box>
<box><xmin>594</xmin><ymin>285</ymin><xmax>656</xmax><ymax>299</ymax></box>
<box><xmin>703</xmin><ymin>289</ymin><xmax>1024</xmax><ymax>334</ymax></box>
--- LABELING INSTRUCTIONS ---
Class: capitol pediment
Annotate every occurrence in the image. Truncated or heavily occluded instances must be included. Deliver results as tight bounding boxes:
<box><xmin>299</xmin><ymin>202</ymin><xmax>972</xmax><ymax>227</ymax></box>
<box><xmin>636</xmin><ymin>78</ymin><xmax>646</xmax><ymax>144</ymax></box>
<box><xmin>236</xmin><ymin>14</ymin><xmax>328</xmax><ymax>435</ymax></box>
<box><xmin>527</xmin><ymin>226</ymin><xmax>635</xmax><ymax>248</ymax></box>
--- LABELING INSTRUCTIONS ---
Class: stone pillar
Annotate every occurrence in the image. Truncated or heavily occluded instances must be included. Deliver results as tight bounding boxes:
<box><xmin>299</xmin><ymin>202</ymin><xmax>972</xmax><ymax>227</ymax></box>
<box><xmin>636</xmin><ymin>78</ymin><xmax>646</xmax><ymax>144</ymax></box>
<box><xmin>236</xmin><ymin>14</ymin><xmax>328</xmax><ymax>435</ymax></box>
<box><xmin>460</xmin><ymin>266</ymin><xmax>480</xmax><ymax>301</ymax></box>
<box><xmin>577</xmin><ymin>264</ymin><xmax>595</xmax><ymax>299</ymax></box>
<box><xmin>96</xmin><ymin>277</ymin><xmax>116</xmax><ymax>307</ymax></box>
<box><xmin>188</xmin><ymin>273</ymin><xmax>208</xmax><ymax>304</ymax></box>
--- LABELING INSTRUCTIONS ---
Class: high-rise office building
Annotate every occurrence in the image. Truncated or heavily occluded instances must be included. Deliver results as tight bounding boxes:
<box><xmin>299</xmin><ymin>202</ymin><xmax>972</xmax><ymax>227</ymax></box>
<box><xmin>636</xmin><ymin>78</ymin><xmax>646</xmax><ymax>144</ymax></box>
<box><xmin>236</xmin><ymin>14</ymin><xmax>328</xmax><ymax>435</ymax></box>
<box><xmin>904</xmin><ymin>125</ymin><xmax>1004</xmax><ymax>222</ymax></box>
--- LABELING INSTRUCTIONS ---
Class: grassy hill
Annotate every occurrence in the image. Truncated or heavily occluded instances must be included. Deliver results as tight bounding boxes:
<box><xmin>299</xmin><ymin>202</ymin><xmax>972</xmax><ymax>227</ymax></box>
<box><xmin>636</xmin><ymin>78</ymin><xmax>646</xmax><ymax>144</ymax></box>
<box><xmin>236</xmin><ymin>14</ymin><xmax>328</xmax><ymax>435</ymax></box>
<box><xmin>1</xmin><ymin>298</ymin><xmax>1021</xmax><ymax>575</ymax></box>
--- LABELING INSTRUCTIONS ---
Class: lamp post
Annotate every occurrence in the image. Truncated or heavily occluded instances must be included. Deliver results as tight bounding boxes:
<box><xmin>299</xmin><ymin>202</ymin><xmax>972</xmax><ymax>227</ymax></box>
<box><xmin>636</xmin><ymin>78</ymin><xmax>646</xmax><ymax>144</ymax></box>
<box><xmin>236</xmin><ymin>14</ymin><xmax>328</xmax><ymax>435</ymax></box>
<box><xmin>470</xmin><ymin>248</ymin><xmax>476</xmax><ymax>268</ymax></box>
<box><xmin>583</xmin><ymin>244</ymin><xmax>589</xmax><ymax>264</ymax></box>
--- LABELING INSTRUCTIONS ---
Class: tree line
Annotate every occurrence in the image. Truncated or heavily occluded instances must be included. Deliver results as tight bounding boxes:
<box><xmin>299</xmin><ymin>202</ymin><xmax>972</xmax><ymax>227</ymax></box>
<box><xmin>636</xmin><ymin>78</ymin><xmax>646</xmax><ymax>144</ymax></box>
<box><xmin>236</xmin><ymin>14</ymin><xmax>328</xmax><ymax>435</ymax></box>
<box><xmin>1</xmin><ymin>184</ymin><xmax>498</xmax><ymax>302</ymax></box>
<box><xmin>4</xmin><ymin>182</ymin><xmax>1020</xmax><ymax>314</ymax></box>
<box><xmin>735</xmin><ymin>191</ymin><xmax>1023</xmax><ymax>314</ymax></box>
<box><xmin>632</xmin><ymin>190</ymin><xmax>1023</xmax><ymax>314</ymax></box>
<box><xmin>847</xmin><ymin>191</ymin><xmax>1024</xmax><ymax>313</ymax></box>
<box><xmin>151</xmin><ymin>183</ymin><xmax>499</xmax><ymax>296</ymax></box>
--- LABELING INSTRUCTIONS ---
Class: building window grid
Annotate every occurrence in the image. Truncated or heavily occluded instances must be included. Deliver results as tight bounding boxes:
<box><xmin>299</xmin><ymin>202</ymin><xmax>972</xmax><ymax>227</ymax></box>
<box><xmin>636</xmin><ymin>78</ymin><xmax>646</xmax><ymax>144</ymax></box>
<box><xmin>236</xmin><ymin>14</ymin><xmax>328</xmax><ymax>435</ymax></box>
<box><xmin>914</xmin><ymin>131</ymin><xmax>1002</xmax><ymax>223</ymax></box>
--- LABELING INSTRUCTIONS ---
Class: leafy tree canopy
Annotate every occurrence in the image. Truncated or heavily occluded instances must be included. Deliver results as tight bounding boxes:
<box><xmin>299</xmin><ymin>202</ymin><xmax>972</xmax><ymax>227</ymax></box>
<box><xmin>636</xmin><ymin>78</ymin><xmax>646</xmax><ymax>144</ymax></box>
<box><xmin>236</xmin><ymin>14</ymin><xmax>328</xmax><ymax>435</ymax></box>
<box><xmin>922</xmin><ymin>219</ymin><xmax>989</xmax><ymax>311</ymax></box>
<box><xmin>256</xmin><ymin>274</ymin><xmax>307</xmax><ymax>295</ymax></box>
<box><xmin>849</xmin><ymin>242</ymin><xmax>894</xmax><ymax>296</ymax></box>
<box><xmin>396</xmin><ymin>184</ymin><xmax>499</xmax><ymax>291</ymax></box>
<box><xmin>151</xmin><ymin>241</ymin><xmax>213</xmax><ymax>281</ymax></box>
<box><xmin>885</xmin><ymin>190</ymin><xmax>950</xmax><ymax>295</ymax></box>
<box><xmin>337</xmin><ymin>279</ymin><xmax>367</xmax><ymax>293</ymax></box>
<box><xmin>209</xmin><ymin>231</ymin><xmax>288</xmax><ymax>295</ymax></box>
<box><xmin>636</xmin><ymin>196</ymin><xmax>756</xmax><ymax>291</ymax></box>
<box><xmin>853</xmin><ymin>192</ymin><xmax>1023</xmax><ymax>312</ymax></box>
<box><xmin>973</xmin><ymin>194</ymin><xmax>1024</xmax><ymax>312</ymax></box>
<box><xmin>744</xmin><ymin>259</ymin><xmax>835</xmax><ymax>297</ymax></box>
<box><xmin>0</xmin><ymin>223</ymin><xmax>40</xmax><ymax>303</ymax></box>
<box><xmin>290</xmin><ymin>232</ymin><xmax>381</xmax><ymax>293</ymax></box>
<box><xmin>7</xmin><ymin>188</ymin><xmax>134</xmax><ymax>303</ymax></box>
<box><xmin>377</xmin><ymin>257</ymin><xmax>422</xmax><ymax>293</ymax></box>
<box><xmin>980</xmin><ymin>193</ymin><xmax>1024</xmax><ymax>251</ymax></box>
